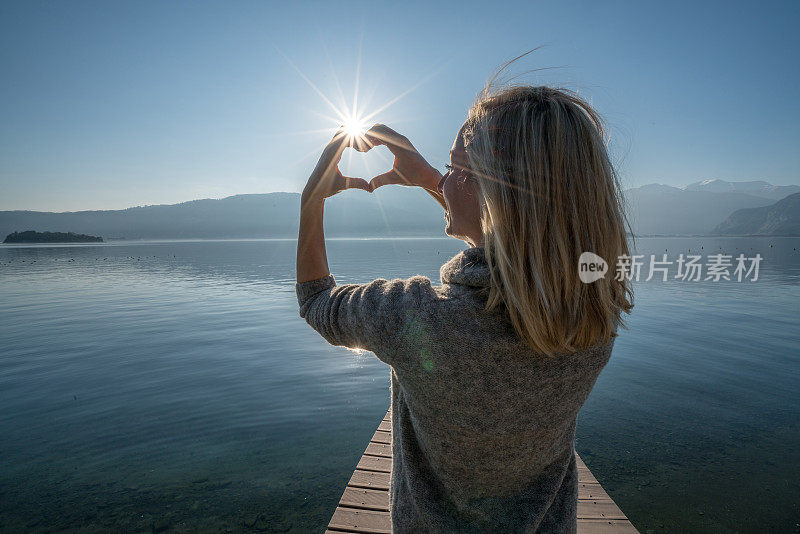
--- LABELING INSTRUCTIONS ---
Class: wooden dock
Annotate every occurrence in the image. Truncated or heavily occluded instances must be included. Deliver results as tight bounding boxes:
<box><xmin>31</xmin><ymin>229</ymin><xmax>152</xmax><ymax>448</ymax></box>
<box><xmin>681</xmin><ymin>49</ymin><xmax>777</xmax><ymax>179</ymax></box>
<box><xmin>327</xmin><ymin>409</ymin><xmax>638</xmax><ymax>533</ymax></box>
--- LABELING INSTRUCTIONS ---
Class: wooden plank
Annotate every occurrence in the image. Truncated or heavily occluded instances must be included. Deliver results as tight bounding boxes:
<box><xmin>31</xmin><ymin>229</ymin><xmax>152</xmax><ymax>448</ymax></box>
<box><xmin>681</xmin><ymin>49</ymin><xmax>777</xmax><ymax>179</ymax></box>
<box><xmin>577</xmin><ymin>518</ymin><xmax>639</xmax><ymax>533</ymax></box>
<box><xmin>348</xmin><ymin>469</ymin><xmax>390</xmax><ymax>491</ymax></box>
<box><xmin>329</xmin><ymin>409</ymin><xmax>638</xmax><ymax>533</ymax></box>
<box><xmin>356</xmin><ymin>454</ymin><xmax>391</xmax><ymax>473</ymax></box>
<box><xmin>364</xmin><ymin>442</ymin><xmax>391</xmax><ymax>458</ymax></box>
<box><xmin>578</xmin><ymin>501</ymin><xmax>629</xmax><ymax>520</ymax></box>
<box><xmin>579</xmin><ymin>482</ymin><xmax>612</xmax><ymax>501</ymax></box>
<box><xmin>578</xmin><ymin>465</ymin><xmax>599</xmax><ymax>484</ymax></box>
<box><xmin>329</xmin><ymin>507</ymin><xmax>391</xmax><ymax>533</ymax></box>
<box><xmin>339</xmin><ymin>487</ymin><xmax>390</xmax><ymax>512</ymax></box>
<box><xmin>370</xmin><ymin>429</ymin><xmax>391</xmax><ymax>444</ymax></box>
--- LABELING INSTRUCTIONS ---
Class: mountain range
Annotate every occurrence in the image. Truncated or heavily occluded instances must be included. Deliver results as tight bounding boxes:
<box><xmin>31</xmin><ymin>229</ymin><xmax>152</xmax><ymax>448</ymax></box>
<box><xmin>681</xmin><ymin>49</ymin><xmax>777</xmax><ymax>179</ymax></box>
<box><xmin>0</xmin><ymin>188</ymin><xmax>446</xmax><ymax>240</ymax></box>
<box><xmin>1</xmin><ymin>179</ymin><xmax>798</xmax><ymax>240</ymax></box>
<box><xmin>624</xmin><ymin>179</ymin><xmax>800</xmax><ymax>235</ymax></box>
<box><xmin>713</xmin><ymin>192</ymin><xmax>800</xmax><ymax>235</ymax></box>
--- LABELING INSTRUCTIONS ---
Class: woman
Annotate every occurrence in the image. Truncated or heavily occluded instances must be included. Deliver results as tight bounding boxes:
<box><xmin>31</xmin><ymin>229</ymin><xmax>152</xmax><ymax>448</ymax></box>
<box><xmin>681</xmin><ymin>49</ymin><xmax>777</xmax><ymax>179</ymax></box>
<box><xmin>295</xmin><ymin>83</ymin><xmax>634</xmax><ymax>533</ymax></box>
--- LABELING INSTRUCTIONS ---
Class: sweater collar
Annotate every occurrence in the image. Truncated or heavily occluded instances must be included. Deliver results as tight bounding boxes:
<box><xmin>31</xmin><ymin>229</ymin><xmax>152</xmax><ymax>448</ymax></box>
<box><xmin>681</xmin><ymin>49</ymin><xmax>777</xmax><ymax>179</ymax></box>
<box><xmin>440</xmin><ymin>246</ymin><xmax>491</xmax><ymax>288</ymax></box>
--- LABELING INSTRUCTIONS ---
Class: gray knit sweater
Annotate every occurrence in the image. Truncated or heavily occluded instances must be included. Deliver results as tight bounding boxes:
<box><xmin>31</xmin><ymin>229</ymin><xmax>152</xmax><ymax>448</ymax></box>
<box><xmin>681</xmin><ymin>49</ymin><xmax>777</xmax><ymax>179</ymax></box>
<box><xmin>296</xmin><ymin>246</ymin><xmax>615</xmax><ymax>533</ymax></box>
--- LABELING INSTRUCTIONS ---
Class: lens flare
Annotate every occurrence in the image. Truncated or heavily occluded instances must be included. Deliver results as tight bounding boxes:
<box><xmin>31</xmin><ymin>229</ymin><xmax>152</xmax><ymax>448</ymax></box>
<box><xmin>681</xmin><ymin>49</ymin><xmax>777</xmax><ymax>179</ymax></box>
<box><xmin>342</xmin><ymin>116</ymin><xmax>368</xmax><ymax>138</ymax></box>
<box><xmin>277</xmin><ymin>42</ymin><xmax>443</xmax><ymax>193</ymax></box>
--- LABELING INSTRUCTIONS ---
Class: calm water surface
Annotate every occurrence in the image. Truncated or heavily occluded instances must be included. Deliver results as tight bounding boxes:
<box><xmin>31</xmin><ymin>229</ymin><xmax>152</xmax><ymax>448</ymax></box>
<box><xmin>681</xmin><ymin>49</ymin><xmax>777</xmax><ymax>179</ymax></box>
<box><xmin>0</xmin><ymin>237</ymin><xmax>798</xmax><ymax>533</ymax></box>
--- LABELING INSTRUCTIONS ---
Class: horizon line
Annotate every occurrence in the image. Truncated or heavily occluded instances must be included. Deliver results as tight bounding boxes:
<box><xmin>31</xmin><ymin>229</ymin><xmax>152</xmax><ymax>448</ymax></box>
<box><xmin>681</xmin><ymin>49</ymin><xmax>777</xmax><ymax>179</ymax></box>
<box><xmin>2</xmin><ymin>178</ymin><xmax>798</xmax><ymax>214</ymax></box>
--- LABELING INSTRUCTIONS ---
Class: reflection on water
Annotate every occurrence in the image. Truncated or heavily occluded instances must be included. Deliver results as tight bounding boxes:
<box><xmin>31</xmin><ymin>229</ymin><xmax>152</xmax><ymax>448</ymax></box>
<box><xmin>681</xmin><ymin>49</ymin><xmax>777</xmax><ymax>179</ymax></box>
<box><xmin>0</xmin><ymin>237</ymin><xmax>798</xmax><ymax>532</ymax></box>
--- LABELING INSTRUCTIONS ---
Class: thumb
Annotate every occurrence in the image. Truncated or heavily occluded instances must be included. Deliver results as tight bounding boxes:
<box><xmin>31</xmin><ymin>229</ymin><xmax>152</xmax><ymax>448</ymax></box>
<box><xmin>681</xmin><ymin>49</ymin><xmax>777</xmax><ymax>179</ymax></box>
<box><xmin>342</xmin><ymin>176</ymin><xmax>371</xmax><ymax>193</ymax></box>
<box><xmin>369</xmin><ymin>169</ymin><xmax>403</xmax><ymax>191</ymax></box>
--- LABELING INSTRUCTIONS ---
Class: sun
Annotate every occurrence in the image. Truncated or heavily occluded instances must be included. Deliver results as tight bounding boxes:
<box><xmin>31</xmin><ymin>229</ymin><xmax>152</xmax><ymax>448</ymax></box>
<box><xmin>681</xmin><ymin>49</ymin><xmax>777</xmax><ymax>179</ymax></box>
<box><xmin>342</xmin><ymin>115</ymin><xmax>368</xmax><ymax>138</ymax></box>
<box><xmin>277</xmin><ymin>43</ymin><xmax>441</xmax><ymax>164</ymax></box>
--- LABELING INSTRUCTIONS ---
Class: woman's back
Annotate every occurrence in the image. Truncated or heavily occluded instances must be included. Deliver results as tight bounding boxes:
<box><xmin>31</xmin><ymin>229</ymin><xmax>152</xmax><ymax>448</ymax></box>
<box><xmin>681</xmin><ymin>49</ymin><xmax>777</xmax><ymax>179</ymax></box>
<box><xmin>297</xmin><ymin>245</ymin><xmax>615</xmax><ymax>532</ymax></box>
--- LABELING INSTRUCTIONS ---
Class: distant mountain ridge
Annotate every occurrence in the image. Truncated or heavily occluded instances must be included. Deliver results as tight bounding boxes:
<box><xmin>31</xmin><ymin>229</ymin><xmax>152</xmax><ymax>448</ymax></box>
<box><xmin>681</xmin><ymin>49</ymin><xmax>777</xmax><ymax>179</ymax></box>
<box><xmin>682</xmin><ymin>178</ymin><xmax>800</xmax><ymax>200</ymax></box>
<box><xmin>3</xmin><ymin>230</ymin><xmax>103</xmax><ymax>243</ymax></box>
<box><xmin>0</xmin><ymin>189</ymin><xmax>447</xmax><ymax>240</ymax></box>
<box><xmin>713</xmin><ymin>192</ymin><xmax>800</xmax><ymax>236</ymax></box>
<box><xmin>624</xmin><ymin>179</ymin><xmax>799</xmax><ymax>235</ymax></box>
<box><xmin>1</xmin><ymin>179</ymin><xmax>798</xmax><ymax>239</ymax></box>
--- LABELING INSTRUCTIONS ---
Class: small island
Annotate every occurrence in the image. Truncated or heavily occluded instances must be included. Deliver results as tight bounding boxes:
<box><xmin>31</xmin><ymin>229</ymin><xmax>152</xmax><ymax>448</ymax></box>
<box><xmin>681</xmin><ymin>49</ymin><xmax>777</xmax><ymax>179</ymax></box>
<box><xmin>3</xmin><ymin>231</ymin><xmax>104</xmax><ymax>243</ymax></box>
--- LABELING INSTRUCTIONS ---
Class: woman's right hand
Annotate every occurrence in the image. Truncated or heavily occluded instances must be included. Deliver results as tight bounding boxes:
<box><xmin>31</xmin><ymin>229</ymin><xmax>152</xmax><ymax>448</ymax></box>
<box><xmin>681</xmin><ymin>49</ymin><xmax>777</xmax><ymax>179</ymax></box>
<box><xmin>361</xmin><ymin>124</ymin><xmax>442</xmax><ymax>193</ymax></box>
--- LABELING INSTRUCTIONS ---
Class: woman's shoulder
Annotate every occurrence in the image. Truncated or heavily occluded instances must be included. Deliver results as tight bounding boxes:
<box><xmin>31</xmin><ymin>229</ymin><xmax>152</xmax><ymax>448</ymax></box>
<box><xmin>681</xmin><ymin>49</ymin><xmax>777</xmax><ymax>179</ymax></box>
<box><xmin>361</xmin><ymin>273</ymin><xmax>489</xmax><ymax>317</ymax></box>
<box><xmin>367</xmin><ymin>274</ymin><xmax>434</xmax><ymax>296</ymax></box>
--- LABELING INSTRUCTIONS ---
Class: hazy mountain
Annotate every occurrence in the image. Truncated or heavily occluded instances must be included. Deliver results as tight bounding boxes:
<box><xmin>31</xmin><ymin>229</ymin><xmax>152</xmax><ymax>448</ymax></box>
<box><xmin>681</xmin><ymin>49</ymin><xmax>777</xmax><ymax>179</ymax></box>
<box><xmin>713</xmin><ymin>192</ymin><xmax>800</xmax><ymax>236</ymax></box>
<box><xmin>0</xmin><ymin>188</ymin><xmax>448</xmax><ymax>240</ymax></box>
<box><xmin>683</xmin><ymin>178</ymin><xmax>800</xmax><ymax>200</ymax></box>
<box><xmin>623</xmin><ymin>183</ymin><xmax>776</xmax><ymax>235</ymax></box>
<box><xmin>2</xmin><ymin>179</ymin><xmax>798</xmax><ymax>239</ymax></box>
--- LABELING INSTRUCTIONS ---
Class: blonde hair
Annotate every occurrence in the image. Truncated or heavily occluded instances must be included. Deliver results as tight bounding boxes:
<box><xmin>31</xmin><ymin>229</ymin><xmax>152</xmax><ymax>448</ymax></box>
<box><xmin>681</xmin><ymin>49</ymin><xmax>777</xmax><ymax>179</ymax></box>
<box><xmin>463</xmin><ymin>61</ymin><xmax>634</xmax><ymax>356</ymax></box>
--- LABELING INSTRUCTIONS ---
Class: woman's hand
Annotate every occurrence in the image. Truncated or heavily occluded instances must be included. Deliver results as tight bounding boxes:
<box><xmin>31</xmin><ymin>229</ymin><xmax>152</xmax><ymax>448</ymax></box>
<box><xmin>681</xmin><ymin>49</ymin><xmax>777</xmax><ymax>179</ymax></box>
<box><xmin>302</xmin><ymin>129</ymin><xmax>371</xmax><ymax>204</ymax></box>
<box><xmin>363</xmin><ymin>124</ymin><xmax>441</xmax><ymax>192</ymax></box>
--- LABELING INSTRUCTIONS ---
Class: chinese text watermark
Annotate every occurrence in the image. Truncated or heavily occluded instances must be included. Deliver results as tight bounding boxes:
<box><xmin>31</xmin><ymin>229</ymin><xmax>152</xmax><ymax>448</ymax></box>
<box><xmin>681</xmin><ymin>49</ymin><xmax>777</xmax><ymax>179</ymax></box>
<box><xmin>578</xmin><ymin>252</ymin><xmax>762</xmax><ymax>283</ymax></box>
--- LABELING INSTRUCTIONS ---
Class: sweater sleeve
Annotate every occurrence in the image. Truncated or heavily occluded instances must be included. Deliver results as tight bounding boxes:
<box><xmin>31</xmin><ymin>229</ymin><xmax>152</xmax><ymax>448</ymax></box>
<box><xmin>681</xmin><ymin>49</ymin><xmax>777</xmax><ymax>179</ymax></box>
<box><xmin>295</xmin><ymin>273</ymin><xmax>434</xmax><ymax>362</ymax></box>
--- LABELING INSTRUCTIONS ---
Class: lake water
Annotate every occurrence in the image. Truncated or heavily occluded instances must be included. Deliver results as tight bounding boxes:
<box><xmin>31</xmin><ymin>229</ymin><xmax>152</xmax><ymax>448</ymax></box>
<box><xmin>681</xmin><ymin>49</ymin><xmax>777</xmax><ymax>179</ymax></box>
<box><xmin>0</xmin><ymin>237</ymin><xmax>798</xmax><ymax>533</ymax></box>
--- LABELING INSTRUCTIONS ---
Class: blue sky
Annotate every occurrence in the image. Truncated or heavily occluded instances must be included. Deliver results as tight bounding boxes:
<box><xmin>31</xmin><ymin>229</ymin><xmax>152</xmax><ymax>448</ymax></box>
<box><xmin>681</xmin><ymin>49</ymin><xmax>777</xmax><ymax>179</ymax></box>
<box><xmin>1</xmin><ymin>0</ymin><xmax>798</xmax><ymax>211</ymax></box>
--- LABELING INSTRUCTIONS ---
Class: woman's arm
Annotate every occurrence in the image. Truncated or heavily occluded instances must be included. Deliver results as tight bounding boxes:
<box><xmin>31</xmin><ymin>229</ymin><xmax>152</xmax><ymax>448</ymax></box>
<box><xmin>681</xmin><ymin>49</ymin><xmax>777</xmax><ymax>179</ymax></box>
<box><xmin>296</xmin><ymin>195</ymin><xmax>328</xmax><ymax>283</ymax></box>
<box><xmin>295</xmin><ymin>163</ymin><xmax>435</xmax><ymax>355</ymax></box>
<box><xmin>295</xmin><ymin>129</ymin><xmax>440</xmax><ymax>358</ymax></box>
<box><xmin>296</xmin><ymin>130</ymin><xmax>369</xmax><ymax>284</ymax></box>
<box><xmin>296</xmin><ymin>271</ymin><xmax>433</xmax><ymax>356</ymax></box>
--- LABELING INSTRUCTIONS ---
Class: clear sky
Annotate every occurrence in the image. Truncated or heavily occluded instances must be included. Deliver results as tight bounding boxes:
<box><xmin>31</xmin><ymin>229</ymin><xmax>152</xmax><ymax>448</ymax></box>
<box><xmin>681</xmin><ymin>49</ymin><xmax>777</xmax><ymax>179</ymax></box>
<box><xmin>1</xmin><ymin>0</ymin><xmax>798</xmax><ymax>212</ymax></box>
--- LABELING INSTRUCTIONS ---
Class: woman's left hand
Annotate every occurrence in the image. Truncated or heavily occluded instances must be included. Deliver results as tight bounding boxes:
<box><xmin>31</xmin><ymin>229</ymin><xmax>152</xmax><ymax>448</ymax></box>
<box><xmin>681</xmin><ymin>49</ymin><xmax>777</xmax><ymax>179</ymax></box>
<box><xmin>302</xmin><ymin>129</ymin><xmax>371</xmax><ymax>203</ymax></box>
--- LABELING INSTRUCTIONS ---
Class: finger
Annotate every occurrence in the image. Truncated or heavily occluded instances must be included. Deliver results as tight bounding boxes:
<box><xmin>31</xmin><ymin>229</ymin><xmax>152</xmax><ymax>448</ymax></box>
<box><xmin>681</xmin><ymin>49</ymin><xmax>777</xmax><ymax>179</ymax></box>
<box><xmin>315</xmin><ymin>129</ymin><xmax>348</xmax><ymax>174</ymax></box>
<box><xmin>363</xmin><ymin>124</ymin><xmax>413</xmax><ymax>155</ymax></box>
<box><xmin>328</xmin><ymin>128</ymin><xmax>349</xmax><ymax>154</ymax></box>
<box><xmin>363</xmin><ymin>123</ymin><xmax>399</xmax><ymax>146</ymax></box>
<box><xmin>341</xmin><ymin>176</ymin><xmax>371</xmax><ymax>192</ymax></box>
<box><xmin>321</xmin><ymin>128</ymin><xmax>349</xmax><ymax>157</ymax></box>
<box><xmin>369</xmin><ymin>170</ymin><xmax>398</xmax><ymax>191</ymax></box>
<box><xmin>351</xmin><ymin>134</ymin><xmax>374</xmax><ymax>153</ymax></box>
<box><xmin>369</xmin><ymin>169</ymin><xmax>413</xmax><ymax>191</ymax></box>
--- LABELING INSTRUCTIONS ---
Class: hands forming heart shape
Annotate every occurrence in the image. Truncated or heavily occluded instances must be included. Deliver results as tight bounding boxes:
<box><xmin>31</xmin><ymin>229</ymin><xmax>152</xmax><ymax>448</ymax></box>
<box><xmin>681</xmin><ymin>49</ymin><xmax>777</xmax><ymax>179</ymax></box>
<box><xmin>302</xmin><ymin>124</ymin><xmax>443</xmax><ymax>203</ymax></box>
